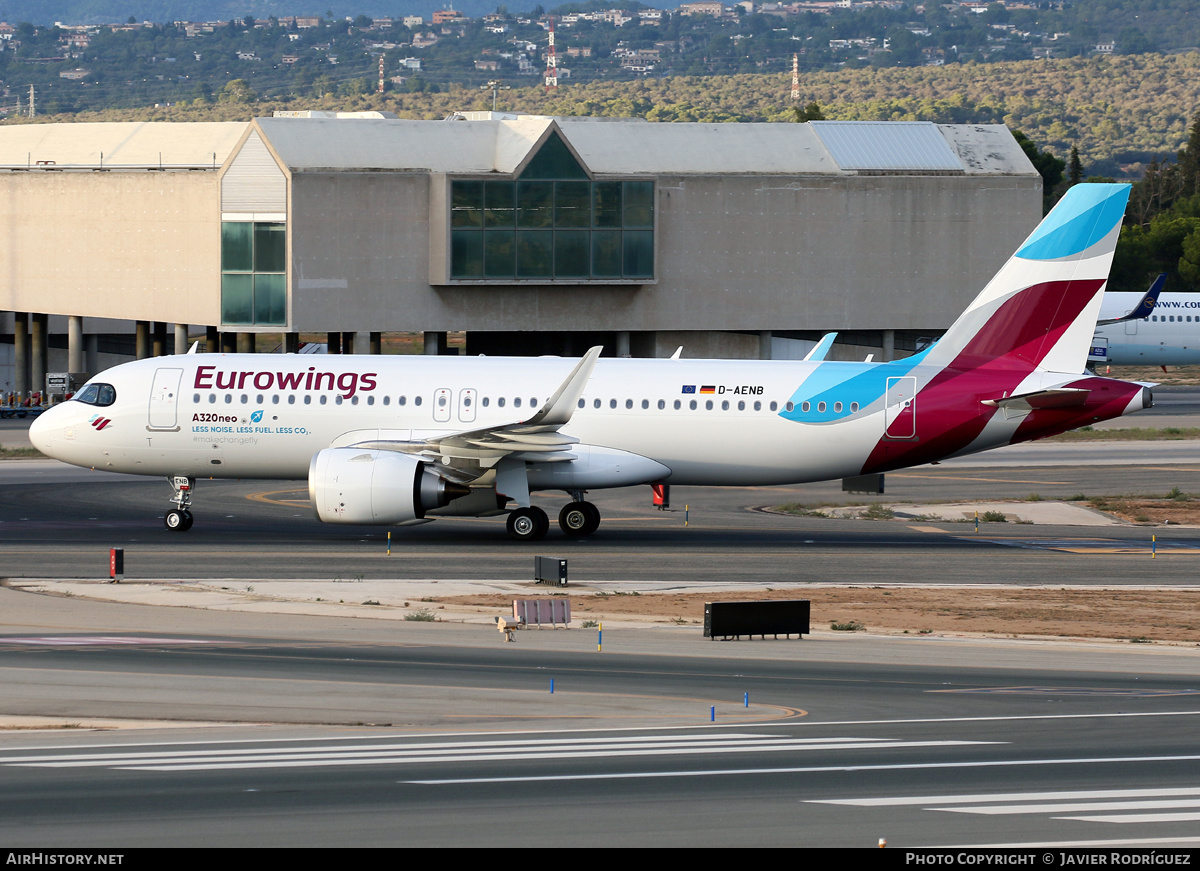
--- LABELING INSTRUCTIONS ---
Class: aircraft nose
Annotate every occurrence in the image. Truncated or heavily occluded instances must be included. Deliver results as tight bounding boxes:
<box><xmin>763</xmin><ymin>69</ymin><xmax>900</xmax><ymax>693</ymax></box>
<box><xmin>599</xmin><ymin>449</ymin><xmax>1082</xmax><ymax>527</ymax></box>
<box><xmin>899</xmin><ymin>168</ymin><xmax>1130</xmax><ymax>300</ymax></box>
<box><xmin>28</xmin><ymin>406</ymin><xmax>57</xmax><ymax>454</ymax></box>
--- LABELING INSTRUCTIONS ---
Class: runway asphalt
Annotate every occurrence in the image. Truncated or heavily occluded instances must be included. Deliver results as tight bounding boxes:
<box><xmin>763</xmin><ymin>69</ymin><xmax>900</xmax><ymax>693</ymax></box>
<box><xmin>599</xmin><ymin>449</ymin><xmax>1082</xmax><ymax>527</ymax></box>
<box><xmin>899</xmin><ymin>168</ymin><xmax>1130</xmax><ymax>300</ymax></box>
<box><xmin>3</xmin><ymin>399</ymin><xmax>1200</xmax><ymax>847</ymax></box>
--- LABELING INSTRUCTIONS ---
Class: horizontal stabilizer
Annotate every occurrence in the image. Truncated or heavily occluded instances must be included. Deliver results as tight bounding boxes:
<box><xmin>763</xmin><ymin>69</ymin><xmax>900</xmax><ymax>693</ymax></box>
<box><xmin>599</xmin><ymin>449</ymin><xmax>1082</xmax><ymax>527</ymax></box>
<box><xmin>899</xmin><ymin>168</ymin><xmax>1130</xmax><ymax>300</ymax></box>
<box><xmin>980</xmin><ymin>388</ymin><xmax>1090</xmax><ymax>411</ymax></box>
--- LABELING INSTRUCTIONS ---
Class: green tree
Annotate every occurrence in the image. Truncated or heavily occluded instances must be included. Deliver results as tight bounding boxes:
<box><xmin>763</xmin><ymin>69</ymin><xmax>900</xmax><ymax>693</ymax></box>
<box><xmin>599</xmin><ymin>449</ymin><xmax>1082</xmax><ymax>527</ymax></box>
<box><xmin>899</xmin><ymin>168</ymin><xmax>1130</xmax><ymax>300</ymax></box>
<box><xmin>219</xmin><ymin>79</ymin><xmax>256</xmax><ymax>104</ymax></box>
<box><xmin>1178</xmin><ymin>228</ymin><xmax>1200</xmax><ymax>291</ymax></box>
<box><xmin>1013</xmin><ymin>130</ymin><xmax>1065</xmax><ymax>213</ymax></box>
<box><xmin>793</xmin><ymin>101</ymin><xmax>825</xmax><ymax>122</ymax></box>
<box><xmin>1177</xmin><ymin>111</ymin><xmax>1200</xmax><ymax>200</ymax></box>
<box><xmin>1068</xmin><ymin>146</ymin><xmax>1083</xmax><ymax>185</ymax></box>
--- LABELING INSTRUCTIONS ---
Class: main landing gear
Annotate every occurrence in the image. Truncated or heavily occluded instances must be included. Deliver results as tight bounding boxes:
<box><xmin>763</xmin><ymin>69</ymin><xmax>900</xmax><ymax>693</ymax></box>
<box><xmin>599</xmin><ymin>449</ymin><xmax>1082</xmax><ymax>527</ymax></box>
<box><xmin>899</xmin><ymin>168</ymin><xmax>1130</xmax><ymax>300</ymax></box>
<box><xmin>504</xmin><ymin>499</ymin><xmax>602</xmax><ymax>541</ymax></box>
<box><xmin>165</xmin><ymin>476</ymin><xmax>195</xmax><ymax>532</ymax></box>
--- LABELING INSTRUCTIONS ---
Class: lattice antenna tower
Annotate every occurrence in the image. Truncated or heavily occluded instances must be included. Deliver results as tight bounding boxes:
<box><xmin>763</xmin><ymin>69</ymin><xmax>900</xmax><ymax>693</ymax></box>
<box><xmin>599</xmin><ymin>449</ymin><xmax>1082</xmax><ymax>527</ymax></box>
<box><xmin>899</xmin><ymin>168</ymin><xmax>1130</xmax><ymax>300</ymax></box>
<box><xmin>544</xmin><ymin>16</ymin><xmax>558</xmax><ymax>91</ymax></box>
<box><xmin>790</xmin><ymin>54</ymin><xmax>799</xmax><ymax>102</ymax></box>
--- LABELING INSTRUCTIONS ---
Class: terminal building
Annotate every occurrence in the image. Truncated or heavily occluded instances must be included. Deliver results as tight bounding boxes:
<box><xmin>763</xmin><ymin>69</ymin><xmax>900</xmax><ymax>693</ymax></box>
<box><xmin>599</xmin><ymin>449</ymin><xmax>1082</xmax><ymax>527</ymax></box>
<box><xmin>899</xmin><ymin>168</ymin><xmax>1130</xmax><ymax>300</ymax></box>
<box><xmin>0</xmin><ymin>113</ymin><xmax>1041</xmax><ymax>397</ymax></box>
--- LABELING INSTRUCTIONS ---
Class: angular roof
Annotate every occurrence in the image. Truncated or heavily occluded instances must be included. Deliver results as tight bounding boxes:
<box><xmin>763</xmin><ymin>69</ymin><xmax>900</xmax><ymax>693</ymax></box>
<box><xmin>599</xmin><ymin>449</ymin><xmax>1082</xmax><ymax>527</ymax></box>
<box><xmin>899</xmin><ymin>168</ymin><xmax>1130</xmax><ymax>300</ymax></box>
<box><xmin>0</xmin><ymin>116</ymin><xmax>1037</xmax><ymax>177</ymax></box>
<box><xmin>0</xmin><ymin>121</ymin><xmax>247</xmax><ymax>169</ymax></box>
<box><xmin>250</xmin><ymin>115</ymin><xmax>1036</xmax><ymax>178</ymax></box>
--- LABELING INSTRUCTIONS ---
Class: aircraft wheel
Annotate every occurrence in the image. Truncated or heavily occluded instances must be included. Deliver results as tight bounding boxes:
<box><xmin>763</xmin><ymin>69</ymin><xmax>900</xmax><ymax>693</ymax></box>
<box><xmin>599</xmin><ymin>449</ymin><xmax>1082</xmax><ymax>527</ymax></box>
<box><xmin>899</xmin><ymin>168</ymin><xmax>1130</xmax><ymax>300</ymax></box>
<box><xmin>507</xmin><ymin>506</ymin><xmax>549</xmax><ymax>542</ymax></box>
<box><xmin>165</xmin><ymin>509</ymin><xmax>191</xmax><ymax>532</ymax></box>
<box><xmin>559</xmin><ymin>502</ymin><xmax>590</xmax><ymax>537</ymax></box>
<box><xmin>560</xmin><ymin>501</ymin><xmax>600</xmax><ymax>537</ymax></box>
<box><xmin>580</xmin><ymin>502</ymin><xmax>601</xmax><ymax>535</ymax></box>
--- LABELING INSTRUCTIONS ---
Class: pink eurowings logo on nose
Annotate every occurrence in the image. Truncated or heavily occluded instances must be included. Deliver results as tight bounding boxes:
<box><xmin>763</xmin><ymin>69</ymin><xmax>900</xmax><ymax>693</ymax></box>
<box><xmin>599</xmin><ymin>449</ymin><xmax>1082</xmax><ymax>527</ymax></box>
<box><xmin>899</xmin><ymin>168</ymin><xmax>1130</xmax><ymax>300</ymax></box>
<box><xmin>88</xmin><ymin>415</ymin><xmax>112</xmax><ymax>431</ymax></box>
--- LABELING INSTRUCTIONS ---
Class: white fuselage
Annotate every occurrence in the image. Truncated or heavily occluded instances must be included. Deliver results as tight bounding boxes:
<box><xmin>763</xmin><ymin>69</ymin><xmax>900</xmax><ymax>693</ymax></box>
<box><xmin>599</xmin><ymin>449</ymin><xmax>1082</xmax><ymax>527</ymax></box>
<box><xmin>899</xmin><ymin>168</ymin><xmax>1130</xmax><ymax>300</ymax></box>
<box><xmin>35</xmin><ymin>354</ymin><xmax>881</xmax><ymax>486</ymax></box>
<box><xmin>31</xmin><ymin>351</ymin><xmax>1148</xmax><ymax>493</ymax></box>
<box><xmin>1096</xmin><ymin>292</ymin><xmax>1200</xmax><ymax>365</ymax></box>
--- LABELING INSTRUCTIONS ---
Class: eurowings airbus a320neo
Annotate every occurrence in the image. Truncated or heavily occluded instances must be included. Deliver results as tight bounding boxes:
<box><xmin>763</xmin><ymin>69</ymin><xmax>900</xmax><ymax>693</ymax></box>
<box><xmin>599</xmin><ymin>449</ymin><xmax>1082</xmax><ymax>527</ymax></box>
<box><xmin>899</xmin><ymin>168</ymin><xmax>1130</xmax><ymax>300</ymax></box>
<box><xmin>30</xmin><ymin>183</ymin><xmax>1152</xmax><ymax>540</ymax></box>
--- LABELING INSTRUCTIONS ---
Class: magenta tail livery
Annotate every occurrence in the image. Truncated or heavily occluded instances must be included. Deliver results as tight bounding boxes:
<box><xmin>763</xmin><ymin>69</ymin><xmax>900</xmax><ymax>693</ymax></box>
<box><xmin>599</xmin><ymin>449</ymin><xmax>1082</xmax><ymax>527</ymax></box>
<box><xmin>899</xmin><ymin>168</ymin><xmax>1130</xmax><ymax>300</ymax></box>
<box><xmin>31</xmin><ymin>184</ymin><xmax>1151</xmax><ymax>540</ymax></box>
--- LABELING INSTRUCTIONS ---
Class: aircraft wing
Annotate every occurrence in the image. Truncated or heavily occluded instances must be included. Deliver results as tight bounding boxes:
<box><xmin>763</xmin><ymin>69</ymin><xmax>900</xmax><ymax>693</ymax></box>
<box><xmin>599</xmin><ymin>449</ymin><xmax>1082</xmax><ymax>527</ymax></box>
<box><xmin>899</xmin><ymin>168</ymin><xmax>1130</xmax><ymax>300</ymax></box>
<box><xmin>345</xmin><ymin>346</ymin><xmax>602</xmax><ymax>480</ymax></box>
<box><xmin>1096</xmin><ymin>274</ymin><xmax>1165</xmax><ymax>326</ymax></box>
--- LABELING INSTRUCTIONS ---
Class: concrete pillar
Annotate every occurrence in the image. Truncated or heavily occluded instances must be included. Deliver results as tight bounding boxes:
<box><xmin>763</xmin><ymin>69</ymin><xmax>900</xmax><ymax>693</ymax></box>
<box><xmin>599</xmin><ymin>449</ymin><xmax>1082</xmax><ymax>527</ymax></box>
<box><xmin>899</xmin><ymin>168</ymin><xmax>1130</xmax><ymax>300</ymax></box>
<box><xmin>135</xmin><ymin>321</ymin><xmax>151</xmax><ymax>360</ymax></box>
<box><xmin>12</xmin><ymin>312</ymin><xmax>28</xmax><ymax>396</ymax></box>
<box><xmin>30</xmin><ymin>313</ymin><xmax>47</xmax><ymax>398</ymax></box>
<box><xmin>68</xmin><ymin>316</ymin><xmax>84</xmax><ymax>373</ymax></box>
<box><xmin>370</xmin><ymin>332</ymin><xmax>382</xmax><ymax>355</ymax></box>
<box><xmin>174</xmin><ymin>323</ymin><xmax>190</xmax><ymax>355</ymax></box>
<box><xmin>237</xmin><ymin>333</ymin><xmax>255</xmax><ymax>354</ymax></box>
<box><xmin>423</xmin><ymin>331</ymin><xmax>445</xmax><ymax>356</ymax></box>
<box><xmin>759</xmin><ymin>330</ymin><xmax>773</xmax><ymax>361</ymax></box>
<box><xmin>84</xmin><ymin>334</ymin><xmax>99</xmax><ymax>374</ymax></box>
<box><xmin>615</xmin><ymin>330</ymin><xmax>631</xmax><ymax>358</ymax></box>
<box><xmin>284</xmin><ymin>332</ymin><xmax>300</xmax><ymax>354</ymax></box>
<box><xmin>206</xmin><ymin>326</ymin><xmax>219</xmax><ymax>353</ymax></box>
<box><xmin>152</xmin><ymin>321</ymin><xmax>168</xmax><ymax>357</ymax></box>
<box><xmin>881</xmin><ymin>329</ymin><xmax>895</xmax><ymax>363</ymax></box>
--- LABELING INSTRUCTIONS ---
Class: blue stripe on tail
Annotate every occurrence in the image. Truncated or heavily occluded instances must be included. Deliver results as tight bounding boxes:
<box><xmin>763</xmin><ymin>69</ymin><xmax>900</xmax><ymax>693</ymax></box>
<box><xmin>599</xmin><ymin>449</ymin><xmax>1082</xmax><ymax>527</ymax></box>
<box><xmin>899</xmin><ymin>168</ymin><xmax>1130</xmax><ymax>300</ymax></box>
<box><xmin>1016</xmin><ymin>184</ymin><xmax>1129</xmax><ymax>262</ymax></box>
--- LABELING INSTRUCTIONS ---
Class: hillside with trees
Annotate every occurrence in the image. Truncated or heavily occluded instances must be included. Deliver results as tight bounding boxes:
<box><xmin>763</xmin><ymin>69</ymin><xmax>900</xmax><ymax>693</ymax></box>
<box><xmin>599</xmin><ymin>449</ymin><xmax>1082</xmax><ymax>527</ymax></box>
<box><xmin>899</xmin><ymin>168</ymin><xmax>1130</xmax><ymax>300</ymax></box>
<box><xmin>13</xmin><ymin>52</ymin><xmax>1196</xmax><ymax>181</ymax></box>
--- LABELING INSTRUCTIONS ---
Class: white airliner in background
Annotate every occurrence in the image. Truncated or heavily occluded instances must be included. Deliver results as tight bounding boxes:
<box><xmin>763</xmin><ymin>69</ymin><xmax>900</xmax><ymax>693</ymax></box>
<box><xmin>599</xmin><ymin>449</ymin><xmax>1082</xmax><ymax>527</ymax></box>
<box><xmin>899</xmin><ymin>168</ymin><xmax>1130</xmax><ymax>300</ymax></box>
<box><xmin>30</xmin><ymin>183</ymin><xmax>1152</xmax><ymax>541</ymax></box>
<box><xmin>1094</xmin><ymin>275</ymin><xmax>1200</xmax><ymax>366</ymax></box>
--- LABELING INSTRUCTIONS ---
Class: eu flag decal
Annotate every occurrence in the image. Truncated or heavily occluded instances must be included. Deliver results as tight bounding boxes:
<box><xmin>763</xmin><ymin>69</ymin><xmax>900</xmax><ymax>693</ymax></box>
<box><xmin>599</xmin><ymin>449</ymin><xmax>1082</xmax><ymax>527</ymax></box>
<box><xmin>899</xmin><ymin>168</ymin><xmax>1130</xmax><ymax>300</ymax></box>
<box><xmin>681</xmin><ymin>385</ymin><xmax>696</xmax><ymax>394</ymax></box>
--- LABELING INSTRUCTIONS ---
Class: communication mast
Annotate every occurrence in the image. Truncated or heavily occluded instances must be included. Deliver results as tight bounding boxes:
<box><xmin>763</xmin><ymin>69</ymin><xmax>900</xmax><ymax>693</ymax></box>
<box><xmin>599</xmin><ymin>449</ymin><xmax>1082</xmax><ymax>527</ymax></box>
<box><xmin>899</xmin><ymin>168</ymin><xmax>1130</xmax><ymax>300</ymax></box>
<box><xmin>378</xmin><ymin>53</ymin><xmax>385</xmax><ymax>94</ymax></box>
<box><xmin>790</xmin><ymin>54</ymin><xmax>799</xmax><ymax>102</ymax></box>
<box><xmin>28</xmin><ymin>84</ymin><xmax>35</xmax><ymax>117</ymax></box>
<box><xmin>544</xmin><ymin>16</ymin><xmax>557</xmax><ymax>91</ymax></box>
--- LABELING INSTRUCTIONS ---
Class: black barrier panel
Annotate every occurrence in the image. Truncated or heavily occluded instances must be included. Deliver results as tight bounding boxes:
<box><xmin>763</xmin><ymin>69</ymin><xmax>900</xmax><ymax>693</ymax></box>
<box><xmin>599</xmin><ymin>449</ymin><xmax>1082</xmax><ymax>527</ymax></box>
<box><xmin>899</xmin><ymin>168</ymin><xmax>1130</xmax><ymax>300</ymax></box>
<box><xmin>704</xmin><ymin>599</ymin><xmax>810</xmax><ymax>640</ymax></box>
<box><xmin>842</xmin><ymin>473</ymin><xmax>884</xmax><ymax>494</ymax></box>
<box><xmin>534</xmin><ymin>556</ymin><xmax>568</xmax><ymax>587</ymax></box>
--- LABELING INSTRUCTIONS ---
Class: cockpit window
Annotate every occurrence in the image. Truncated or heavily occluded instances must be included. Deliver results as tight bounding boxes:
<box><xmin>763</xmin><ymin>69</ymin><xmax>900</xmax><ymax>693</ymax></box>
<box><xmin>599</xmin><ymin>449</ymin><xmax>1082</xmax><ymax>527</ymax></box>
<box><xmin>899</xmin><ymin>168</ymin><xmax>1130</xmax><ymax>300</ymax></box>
<box><xmin>75</xmin><ymin>383</ymin><xmax>116</xmax><ymax>407</ymax></box>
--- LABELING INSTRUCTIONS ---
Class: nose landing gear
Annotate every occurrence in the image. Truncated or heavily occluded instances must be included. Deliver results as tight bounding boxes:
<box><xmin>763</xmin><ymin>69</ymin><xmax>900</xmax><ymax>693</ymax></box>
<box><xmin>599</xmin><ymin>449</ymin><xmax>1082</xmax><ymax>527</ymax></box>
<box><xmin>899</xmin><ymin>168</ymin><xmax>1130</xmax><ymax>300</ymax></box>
<box><xmin>165</xmin><ymin>476</ymin><xmax>195</xmax><ymax>532</ymax></box>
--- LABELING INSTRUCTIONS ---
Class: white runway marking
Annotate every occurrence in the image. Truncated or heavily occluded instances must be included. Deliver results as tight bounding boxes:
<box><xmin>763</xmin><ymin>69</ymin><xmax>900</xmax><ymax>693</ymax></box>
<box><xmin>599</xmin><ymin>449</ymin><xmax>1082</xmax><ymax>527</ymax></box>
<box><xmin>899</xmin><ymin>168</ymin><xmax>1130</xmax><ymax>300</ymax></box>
<box><xmin>0</xmin><ymin>733</ymin><xmax>992</xmax><ymax>773</ymax></box>
<box><xmin>810</xmin><ymin>785</ymin><xmax>1200</xmax><ymax>830</ymax></box>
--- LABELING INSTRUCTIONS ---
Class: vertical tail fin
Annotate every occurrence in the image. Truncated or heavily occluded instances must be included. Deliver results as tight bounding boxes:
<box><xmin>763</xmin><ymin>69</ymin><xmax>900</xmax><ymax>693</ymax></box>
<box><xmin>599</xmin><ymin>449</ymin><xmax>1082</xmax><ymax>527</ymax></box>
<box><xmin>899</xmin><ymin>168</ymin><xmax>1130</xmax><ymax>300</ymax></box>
<box><xmin>926</xmin><ymin>183</ymin><xmax>1131</xmax><ymax>373</ymax></box>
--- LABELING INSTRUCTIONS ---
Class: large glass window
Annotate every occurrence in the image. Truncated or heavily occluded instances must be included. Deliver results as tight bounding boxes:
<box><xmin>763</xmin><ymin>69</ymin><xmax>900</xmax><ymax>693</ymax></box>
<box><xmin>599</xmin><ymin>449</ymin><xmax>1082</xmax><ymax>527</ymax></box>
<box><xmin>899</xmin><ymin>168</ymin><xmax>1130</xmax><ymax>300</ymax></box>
<box><xmin>221</xmin><ymin>221</ymin><xmax>286</xmax><ymax>326</ymax></box>
<box><xmin>449</xmin><ymin>132</ymin><xmax>654</xmax><ymax>281</ymax></box>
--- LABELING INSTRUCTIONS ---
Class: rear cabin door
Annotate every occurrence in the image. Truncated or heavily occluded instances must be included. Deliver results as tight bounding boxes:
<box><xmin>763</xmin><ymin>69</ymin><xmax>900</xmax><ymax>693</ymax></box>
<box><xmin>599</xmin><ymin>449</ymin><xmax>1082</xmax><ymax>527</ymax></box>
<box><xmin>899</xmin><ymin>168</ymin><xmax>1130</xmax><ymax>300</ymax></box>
<box><xmin>884</xmin><ymin>376</ymin><xmax>916</xmax><ymax>439</ymax></box>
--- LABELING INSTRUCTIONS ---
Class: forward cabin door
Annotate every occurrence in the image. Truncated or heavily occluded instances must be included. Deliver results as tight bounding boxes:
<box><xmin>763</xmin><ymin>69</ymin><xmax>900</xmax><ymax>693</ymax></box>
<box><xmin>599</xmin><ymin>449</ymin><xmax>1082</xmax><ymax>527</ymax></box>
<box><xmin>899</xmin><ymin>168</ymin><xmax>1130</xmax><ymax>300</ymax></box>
<box><xmin>148</xmin><ymin>368</ymin><xmax>183</xmax><ymax>430</ymax></box>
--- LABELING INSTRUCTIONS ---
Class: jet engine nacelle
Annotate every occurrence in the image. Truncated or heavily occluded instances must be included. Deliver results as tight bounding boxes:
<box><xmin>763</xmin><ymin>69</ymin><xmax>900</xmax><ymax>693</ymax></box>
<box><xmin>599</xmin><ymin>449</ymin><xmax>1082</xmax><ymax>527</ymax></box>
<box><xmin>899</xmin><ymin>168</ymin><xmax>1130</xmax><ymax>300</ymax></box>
<box><xmin>309</xmin><ymin>448</ymin><xmax>467</xmax><ymax>525</ymax></box>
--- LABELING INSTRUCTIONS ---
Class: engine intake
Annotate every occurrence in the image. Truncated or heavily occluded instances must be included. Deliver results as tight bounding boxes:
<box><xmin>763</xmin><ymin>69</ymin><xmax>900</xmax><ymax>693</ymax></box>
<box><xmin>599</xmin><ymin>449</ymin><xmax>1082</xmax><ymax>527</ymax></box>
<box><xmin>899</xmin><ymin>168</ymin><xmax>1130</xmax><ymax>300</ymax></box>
<box><xmin>309</xmin><ymin>448</ymin><xmax>468</xmax><ymax>525</ymax></box>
